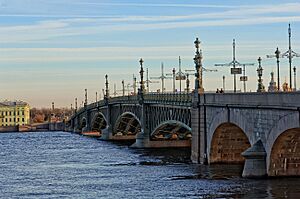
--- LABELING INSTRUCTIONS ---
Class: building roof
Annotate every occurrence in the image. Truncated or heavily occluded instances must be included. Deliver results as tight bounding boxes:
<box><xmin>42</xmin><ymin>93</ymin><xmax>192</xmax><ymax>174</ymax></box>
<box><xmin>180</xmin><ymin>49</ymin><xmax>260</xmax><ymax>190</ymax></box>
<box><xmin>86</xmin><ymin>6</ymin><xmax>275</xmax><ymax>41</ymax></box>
<box><xmin>0</xmin><ymin>100</ymin><xmax>29</xmax><ymax>107</ymax></box>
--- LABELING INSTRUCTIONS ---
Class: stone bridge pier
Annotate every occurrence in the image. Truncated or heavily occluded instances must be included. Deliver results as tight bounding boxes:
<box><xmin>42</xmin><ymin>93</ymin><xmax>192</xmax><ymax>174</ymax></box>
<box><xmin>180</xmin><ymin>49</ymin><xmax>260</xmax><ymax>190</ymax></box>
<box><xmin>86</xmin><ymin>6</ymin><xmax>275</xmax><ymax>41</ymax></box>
<box><xmin>191</xmin><ymin>92</ymin><xmax>300</xmax><ymax>177</ymax></box>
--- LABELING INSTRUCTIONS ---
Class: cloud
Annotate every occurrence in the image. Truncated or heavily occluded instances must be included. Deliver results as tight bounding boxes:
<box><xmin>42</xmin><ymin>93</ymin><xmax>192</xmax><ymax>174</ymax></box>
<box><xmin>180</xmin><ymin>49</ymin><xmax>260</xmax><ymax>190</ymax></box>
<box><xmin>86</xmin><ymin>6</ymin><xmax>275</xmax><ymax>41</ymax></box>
<box><xmin>62</xmin><ymin>2</ymin><xmax>237</xmax><ymax>9</ymax></box>
<box><xmin>0</xmin><ymin>2</ymin><xmax>299</xmax><ymax>44</ymax></box>
<box><xmin>1</xmin><ymin>41</ymin><xmax>296</xmax><ymax>63</ymax></box>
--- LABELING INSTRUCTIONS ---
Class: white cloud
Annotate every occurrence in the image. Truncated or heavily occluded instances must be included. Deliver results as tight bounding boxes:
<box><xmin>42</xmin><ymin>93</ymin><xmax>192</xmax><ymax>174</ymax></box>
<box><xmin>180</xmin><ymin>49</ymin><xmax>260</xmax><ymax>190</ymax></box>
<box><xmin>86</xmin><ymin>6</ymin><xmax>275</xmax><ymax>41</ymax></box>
<box><xmin>0</xmin><ymin>2</ymin><xmax>299</xmax><ymax>44</ymax></box>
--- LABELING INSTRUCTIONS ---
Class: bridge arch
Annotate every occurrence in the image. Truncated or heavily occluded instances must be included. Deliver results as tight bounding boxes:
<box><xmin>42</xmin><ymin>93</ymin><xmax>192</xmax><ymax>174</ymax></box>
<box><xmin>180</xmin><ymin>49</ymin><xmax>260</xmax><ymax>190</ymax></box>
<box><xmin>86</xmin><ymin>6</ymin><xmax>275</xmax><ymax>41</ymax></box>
<box><xmin>151</xmin><ymin>120</ymin><xmax>192</xmax><ymax>140</ymax></box>
<box><xmin>269</xmin><ymin>128</ymin><xmax>300</xmax><ymax>176</ymax></box>
<box><xmin>209</xmin><ymin>122</ymin><xmax>250</xmax><ymax>164</ymax></box>
<box><xmin>113</xmin><ymin>112</ymin><xmax>141</xmax><ymax>136</ymax></box>
<box><xmin>79</xmin><ymin>117</ymin><xmax>87</xmax><ymax>131</ymax></box>
<box><xmin>91</xmin><ymin>112</ymin><xmax>107</xmax><ymax>132</ymax></box>
<box><xmin>265</xmin><ymin>112</ymin><xmax>300</xmax><ymax>176</ymax></box>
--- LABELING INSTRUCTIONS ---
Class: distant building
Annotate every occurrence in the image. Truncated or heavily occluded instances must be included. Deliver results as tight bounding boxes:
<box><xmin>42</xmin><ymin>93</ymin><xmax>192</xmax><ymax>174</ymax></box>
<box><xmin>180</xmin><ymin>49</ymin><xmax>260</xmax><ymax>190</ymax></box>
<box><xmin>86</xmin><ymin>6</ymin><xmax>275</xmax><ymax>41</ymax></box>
<box><xmin>0</xmin><ymin>100</ymin><xmax>30</xmax><ymax>126</ymax></box>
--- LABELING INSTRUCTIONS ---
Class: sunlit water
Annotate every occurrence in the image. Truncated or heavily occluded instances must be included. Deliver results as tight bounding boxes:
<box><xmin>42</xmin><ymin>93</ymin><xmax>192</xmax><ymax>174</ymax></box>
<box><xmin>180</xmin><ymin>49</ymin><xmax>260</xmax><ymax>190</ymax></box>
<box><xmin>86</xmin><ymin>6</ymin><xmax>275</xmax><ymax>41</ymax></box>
<box><xmin>0</xmin><ymin>131</ymin><xmax>299</xmax><ymax>198</ymax></box>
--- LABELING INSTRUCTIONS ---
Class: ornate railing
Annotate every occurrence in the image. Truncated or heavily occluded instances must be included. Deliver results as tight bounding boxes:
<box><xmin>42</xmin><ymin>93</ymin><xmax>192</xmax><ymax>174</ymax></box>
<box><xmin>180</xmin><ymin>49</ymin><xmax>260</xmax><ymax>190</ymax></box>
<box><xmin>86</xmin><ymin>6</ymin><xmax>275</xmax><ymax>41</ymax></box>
<box><xmin>71</xmin><ymin>92</ymin><xmax>192</xmax><ymax>120</ymax></box>
<box><xmin>144</xmin><ymin>92</ymin><xmax>192</xmax><ymax>106</ymax></box>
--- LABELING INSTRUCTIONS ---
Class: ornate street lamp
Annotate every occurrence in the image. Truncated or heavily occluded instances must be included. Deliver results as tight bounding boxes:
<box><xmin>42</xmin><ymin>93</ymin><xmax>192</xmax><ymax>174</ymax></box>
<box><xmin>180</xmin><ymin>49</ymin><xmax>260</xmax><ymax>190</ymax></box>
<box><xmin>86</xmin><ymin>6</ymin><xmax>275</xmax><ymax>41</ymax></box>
<box><xmin>105</xmin><ymin>74</ymin><xmax>109</xmax><ymax>99</ymax></box>
<box><xmin>139</xmin><ymin>58</ymin><xmax>145</xmax><ymax>94</ymax></box>
<box><xmin>275</xmin><ymin>47</ymin><xmax>281</xmax><ymax>91</ymax></box>
<box><xmin>84</xmin><ymin>89</ymin><xmax>88</xmax><ymax>106</ymax></box>
<box><xmin>194</xmin><ymin>38</ymin><xmax>204</xmax><ymax>94</ymax></box>
<box><xmin>256</xmin><ymin>57</ymin><xmax>265</xmax><ymax>92</ymax></box>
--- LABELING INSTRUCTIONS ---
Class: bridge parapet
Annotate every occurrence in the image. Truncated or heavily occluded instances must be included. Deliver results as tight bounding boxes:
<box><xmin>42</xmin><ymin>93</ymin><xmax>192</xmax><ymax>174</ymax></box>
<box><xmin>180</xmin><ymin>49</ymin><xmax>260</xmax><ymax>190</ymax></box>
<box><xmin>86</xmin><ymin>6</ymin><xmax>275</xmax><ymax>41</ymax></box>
<box><xmin>203</xmin><ymin>92</ymin><xmax>300</xmax><ymax>108</ymax></box>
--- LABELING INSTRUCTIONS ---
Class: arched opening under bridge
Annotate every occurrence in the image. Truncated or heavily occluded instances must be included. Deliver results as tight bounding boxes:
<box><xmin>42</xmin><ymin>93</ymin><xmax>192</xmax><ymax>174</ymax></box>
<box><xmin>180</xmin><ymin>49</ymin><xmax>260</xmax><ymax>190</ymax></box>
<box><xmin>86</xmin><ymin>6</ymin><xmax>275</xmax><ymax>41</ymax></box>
<box><xmin>151</xmin><ymin>121</ymin><xmax>192</xmax><ymax>141</ymax></box>
<box><xmin>91</xmin><ymin>113</ymin><xmax>107</xmax><ymax>133</ymax></box>
<box><xmin>114</xmin><ymin>112</ymin><xmax>141</xmax><ymax>136</ymax></box>
<box><xmin>210</xmin><ymin>123</ymin><xmax>250</xmax><ymax>164</ymax></box>
<box><xmin>269</xmin><ymin>128</ymin><xmax>300</xmax><ymax>176</ymax></box>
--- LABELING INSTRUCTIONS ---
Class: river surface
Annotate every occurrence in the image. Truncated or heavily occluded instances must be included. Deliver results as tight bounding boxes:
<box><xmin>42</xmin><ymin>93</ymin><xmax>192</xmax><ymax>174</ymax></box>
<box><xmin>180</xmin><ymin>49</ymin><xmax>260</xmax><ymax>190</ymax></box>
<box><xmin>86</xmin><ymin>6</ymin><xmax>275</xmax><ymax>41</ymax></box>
<box><xmin>0</xmin><ymin>131</ymin><xmax>299</xmax><ymax>199</ymax></box>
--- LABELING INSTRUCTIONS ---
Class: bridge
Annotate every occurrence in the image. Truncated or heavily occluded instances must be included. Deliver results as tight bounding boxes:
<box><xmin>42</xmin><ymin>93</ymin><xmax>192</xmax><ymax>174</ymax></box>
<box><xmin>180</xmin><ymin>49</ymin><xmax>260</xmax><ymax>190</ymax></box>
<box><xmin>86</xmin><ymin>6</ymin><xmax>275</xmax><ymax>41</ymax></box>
<box><xmin>67</xmin><ymin>90</ymin><xmax>300</xmax><ymax>178</ymax></box>
<box><xmin>67</xmin><ymin>38</ymin><xmax>300</xmax><ymax>178</ymax></box>
<box><xmin>67</xmin><ymin>92</ymin><xmax>192</xmax><ymax>148</ymax></box>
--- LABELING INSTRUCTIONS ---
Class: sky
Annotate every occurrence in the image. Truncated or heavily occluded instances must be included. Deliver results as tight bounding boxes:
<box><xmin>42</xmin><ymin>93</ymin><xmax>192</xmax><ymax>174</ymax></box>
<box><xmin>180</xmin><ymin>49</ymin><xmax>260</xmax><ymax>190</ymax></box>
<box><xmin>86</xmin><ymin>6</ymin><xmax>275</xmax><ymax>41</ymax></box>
<box><xmin>0</xmin><ymin>0</ymin><xmax>300</xmax><ymax>108</ymax></box>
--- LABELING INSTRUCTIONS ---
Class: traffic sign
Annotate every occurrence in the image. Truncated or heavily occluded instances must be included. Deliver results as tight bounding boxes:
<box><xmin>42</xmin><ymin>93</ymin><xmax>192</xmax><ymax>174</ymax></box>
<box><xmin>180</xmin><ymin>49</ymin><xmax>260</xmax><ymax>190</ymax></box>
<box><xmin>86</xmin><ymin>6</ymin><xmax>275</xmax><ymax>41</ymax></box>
<box><xmin>176</xmin><ymin>75</ymin><xmax>186</xmax><ymax>80</ymax></box>
<box><xmin>240</xmin><ymin>76</ymin><xmax>248</xmax><ymax>81</ymax></box>
<box><xmin>231</xmin><ymin>68</ymin><xmax>242</xmax><ymax>74</ymax></box>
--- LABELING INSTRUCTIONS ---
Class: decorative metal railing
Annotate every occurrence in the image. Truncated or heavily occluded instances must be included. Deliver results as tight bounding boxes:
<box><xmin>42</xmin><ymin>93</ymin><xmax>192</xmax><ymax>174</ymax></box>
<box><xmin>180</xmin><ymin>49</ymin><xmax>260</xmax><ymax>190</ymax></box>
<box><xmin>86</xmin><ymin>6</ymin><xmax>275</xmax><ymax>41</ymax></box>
<box><xmin>71</xmin><ymin>92</ymin><xmax>192</xmax><ymax>120</ymax></box>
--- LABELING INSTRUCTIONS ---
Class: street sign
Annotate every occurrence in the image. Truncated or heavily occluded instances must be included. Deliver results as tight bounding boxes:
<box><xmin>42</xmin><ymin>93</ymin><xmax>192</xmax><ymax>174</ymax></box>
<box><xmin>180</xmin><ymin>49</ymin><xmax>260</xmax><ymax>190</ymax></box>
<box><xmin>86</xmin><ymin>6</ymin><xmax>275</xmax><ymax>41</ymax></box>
<box><xmin>231</xmin><ymin>68</ymin><xmax>242</xmax><ymax>74</ymax></box>
<box><xmin>240</xmin><ymin>76</ymin><xmax>248</xmax><ymax>81</ymax></box>
<box><xmin>176</xmin><ymin>75</ymin><xmax>186</xmax><ymax>80</ymax></box>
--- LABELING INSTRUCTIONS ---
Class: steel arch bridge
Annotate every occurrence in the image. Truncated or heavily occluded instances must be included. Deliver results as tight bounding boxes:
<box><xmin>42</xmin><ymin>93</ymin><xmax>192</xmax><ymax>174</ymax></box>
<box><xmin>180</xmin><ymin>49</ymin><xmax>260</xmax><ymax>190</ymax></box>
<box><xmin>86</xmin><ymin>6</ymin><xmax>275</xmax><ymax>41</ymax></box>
<box><xmin>68</xmin><ymin>93</ymin><xmax>192</xmax><ymax>147</ymax></box>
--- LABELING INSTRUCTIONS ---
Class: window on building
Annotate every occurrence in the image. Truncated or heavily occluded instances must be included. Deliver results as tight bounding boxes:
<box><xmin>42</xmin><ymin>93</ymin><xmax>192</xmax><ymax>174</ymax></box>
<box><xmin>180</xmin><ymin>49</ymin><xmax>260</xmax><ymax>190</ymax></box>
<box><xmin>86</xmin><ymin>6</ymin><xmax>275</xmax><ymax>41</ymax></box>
<box><xmin>22</xmin><ymin>118</ymin><xmax>25</xmax><ymax>122</ymax></box>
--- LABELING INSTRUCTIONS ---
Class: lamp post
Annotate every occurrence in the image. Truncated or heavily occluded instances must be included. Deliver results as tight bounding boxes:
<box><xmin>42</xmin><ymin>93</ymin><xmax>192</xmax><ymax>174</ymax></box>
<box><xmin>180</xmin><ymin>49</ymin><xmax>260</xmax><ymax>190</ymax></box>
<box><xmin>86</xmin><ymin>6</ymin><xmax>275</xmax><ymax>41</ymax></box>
<box><xmin>84</xmin><ymin>89</ymin><xmax>88</xmax><ymax>107</ymax></box>
<box><xmin>139</xmin><ymin>58</ymin><xmax>145</xmax><ymax>94</ymax></box>
<box><xmin>186</xmin><ymin>73</ymin><xmax>190</xmax><ymax>93</ymax></box>
<box><xmin>293</xmin><ymin>66</ymin><xmax>297</xmax><ymax>91</ymax></box>
<box><xmin>122</xmin><ymin>80</ymin><xmax>125</xmax><ymax>96</ymax></box>
<box><xmin>172</xmin><ymin>68</ymin><xmax>176</xmax><ymax>93</ymax></box>
<box><xmin>257</xmin><ymin>57</ymin><xmax>265</xmax><ymax>92</ymax></box>
<box><xmin>222</xmin><ymin>75</ymin><xmax>225</xmax><ymax>91</ymax></box>
<box><xmin>105</xmin><ymin>74</ymin><xmax>109</xmax><ymax>99</ymax></box>
<box><xmin>275</xmin><ymin>47</ymin><xmax>281</xmax><ymax>91</ymax></box>
<box><xmin>194</xmin><ymin>38</ymin><xmax>204</xmax><ymax>94</ymax></box>
<box><xmin>133</xmin><ymin>75</ymin><xmax>137</xmax><ymax>95</ymax></box>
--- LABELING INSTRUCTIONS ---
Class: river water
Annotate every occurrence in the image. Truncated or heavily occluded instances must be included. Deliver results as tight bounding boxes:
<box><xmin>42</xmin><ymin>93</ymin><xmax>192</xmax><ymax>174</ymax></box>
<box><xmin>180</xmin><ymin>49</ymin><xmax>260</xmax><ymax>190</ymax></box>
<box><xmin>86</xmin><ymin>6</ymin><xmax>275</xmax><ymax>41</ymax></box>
<box><xmin>0</xmin><ymin>131</ymin><xmax>299</xmax><ymax>199</ymax></box>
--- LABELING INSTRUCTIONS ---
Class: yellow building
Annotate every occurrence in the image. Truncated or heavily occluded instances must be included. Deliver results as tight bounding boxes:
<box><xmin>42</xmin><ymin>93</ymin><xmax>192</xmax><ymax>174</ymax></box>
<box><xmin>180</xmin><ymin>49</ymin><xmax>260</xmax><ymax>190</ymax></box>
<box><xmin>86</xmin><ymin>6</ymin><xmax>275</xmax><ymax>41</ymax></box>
<box><xmin>0</xmin><ymin>101</ymin><xmax>30</xmax><ymax>126</ymax></box>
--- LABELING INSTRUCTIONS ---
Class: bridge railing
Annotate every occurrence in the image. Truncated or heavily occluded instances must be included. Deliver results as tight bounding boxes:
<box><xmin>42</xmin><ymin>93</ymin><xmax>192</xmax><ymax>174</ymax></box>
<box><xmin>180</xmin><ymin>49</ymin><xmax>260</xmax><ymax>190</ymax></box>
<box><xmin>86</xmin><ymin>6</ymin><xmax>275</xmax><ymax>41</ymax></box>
<box><xmin>108</xmin><ymin>95</ymin><xmax>139</xmax><ymax>104</ymax></box>
<box><xmin>70</xmin><ymin>92</ymin><xmax>192</xmax><ymax>120</ymax></box>
<box><xmin>144</xmin><ymin>92</ymin><xmax>192</xmax><ymax>106</ymax></box>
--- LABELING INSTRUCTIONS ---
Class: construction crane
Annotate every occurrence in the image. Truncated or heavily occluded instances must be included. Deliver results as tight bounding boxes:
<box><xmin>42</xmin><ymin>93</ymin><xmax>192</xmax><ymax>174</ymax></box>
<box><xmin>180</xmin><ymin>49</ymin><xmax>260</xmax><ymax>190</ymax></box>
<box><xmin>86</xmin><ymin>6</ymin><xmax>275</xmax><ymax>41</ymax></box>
<box><xmin>215</xmin><ymin>39</ymin><xmax>254</xmax><ymax>92</ymax></box>
<box><xmin>150</xmin><ymin>62</ymin><xmax>170</xmax><ymax>93</ymax></box>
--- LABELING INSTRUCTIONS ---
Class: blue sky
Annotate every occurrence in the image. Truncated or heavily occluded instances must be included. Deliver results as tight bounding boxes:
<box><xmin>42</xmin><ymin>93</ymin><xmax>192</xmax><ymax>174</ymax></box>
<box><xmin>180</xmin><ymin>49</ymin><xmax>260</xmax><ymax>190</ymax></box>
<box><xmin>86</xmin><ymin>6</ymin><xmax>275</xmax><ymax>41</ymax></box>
<box><xmin>0</xmin><ymin>0</ymin><xmax>300</xmax><ymax>108</ymax></box>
